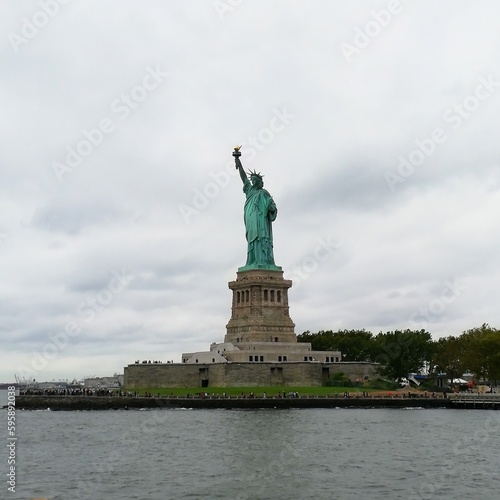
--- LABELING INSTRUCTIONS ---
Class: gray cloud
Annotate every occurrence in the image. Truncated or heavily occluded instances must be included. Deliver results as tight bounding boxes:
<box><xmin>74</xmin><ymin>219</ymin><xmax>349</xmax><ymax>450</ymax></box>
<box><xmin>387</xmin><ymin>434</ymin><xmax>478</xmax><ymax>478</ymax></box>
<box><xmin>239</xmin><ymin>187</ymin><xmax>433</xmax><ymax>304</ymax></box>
<box><xmin>1</xmin><ymin>0</ymin><xmax>500</xmax><ymax>382</ymax></box>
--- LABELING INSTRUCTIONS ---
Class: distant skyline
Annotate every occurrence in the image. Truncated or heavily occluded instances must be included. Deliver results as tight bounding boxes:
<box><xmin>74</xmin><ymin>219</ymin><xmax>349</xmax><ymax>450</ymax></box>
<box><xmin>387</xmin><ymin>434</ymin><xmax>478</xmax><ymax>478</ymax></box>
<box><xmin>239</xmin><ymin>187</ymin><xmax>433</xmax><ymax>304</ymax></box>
<box><xmin>2</xmin><ymin>1</ymin><xmax>500</xmax><ymax>382</ymax></box>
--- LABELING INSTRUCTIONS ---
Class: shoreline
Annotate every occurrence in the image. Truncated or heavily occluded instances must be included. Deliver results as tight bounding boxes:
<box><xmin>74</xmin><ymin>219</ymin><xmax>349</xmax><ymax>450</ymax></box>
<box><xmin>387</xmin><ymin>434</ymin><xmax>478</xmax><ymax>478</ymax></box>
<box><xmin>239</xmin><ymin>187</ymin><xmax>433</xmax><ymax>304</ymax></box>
<box><xmin>8</xmin><ymin>395</ymin><xmax>500</xmax><ymax>411</ymax></box>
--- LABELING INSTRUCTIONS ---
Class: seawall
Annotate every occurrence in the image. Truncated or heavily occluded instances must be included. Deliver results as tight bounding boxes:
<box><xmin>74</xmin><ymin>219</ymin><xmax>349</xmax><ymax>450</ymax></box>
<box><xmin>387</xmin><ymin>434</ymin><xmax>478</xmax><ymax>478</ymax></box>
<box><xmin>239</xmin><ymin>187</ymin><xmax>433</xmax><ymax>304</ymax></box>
<box><xmin>9</xmin><ymin>395</ymin><xmax>498</xmax><ymax>411</ymax></box>
<box><xmin>8</xmin><ymin>394</ymin><xmax>500</xmax><ymax>411</ymax></box>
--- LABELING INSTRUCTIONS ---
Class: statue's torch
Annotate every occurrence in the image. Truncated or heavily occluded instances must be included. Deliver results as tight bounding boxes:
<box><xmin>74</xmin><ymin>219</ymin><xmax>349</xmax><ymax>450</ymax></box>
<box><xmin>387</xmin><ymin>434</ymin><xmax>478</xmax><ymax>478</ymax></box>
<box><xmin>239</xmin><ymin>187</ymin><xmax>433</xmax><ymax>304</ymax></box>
<box><xmin>232</xmin><ymin>145</ymin><xmax>242</xmax><ymax>161</ymax></box>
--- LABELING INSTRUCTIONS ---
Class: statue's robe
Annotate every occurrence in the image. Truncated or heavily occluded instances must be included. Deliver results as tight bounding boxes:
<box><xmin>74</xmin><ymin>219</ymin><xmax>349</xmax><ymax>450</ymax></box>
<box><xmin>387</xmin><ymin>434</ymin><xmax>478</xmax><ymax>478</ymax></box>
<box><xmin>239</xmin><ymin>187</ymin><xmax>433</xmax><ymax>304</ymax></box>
<box><xmin>243</xmin><ymin>179</ymin><xmax>277</xmax><ymax>267</ymax></box>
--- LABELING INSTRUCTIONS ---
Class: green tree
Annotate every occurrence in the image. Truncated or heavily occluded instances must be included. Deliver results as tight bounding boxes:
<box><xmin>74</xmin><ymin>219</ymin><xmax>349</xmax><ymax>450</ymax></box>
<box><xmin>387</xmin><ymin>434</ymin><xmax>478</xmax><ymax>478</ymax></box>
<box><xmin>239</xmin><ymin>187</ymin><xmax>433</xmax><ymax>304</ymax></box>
<box><xmin>297</xmin><ymin>329</ymin><xmax>374</xmax><ymax>361</ymax></box>
<box><xmin>330</xmin><ymin>329</ymin><xmax>374</xmax><ymax>361</ymax></box>
<box><xmin>297</xmin><ymin>330</ymin><xmax>334</xmax><ymax>352</ymax></box>
<box><xmin>461</xmin><ymin>324</ymin><xmax>500</xmax><ymax>382</ymax></box>
<box><xmin>372</xmin><ymin>329</ymin><xmax>433</xmax><ymax>380</ymax></box>
<box><xmin>433</xmin><ymin>336</ymin><xmax>467</xmax><ymax>388</ymax></box>
<box><xmin>481</xmin><ymin>331</ymin><xmax>500</xmax><ymax>382</ymax></box>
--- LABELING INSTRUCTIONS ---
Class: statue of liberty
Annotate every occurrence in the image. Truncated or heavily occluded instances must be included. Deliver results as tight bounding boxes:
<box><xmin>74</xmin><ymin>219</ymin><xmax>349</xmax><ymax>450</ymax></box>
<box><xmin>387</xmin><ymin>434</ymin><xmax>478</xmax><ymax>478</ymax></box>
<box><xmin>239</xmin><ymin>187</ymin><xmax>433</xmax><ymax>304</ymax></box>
<box><xmin>233</xmin><ymin>147</ymin><xmax>281</xmax><ymax>271</ymax></box>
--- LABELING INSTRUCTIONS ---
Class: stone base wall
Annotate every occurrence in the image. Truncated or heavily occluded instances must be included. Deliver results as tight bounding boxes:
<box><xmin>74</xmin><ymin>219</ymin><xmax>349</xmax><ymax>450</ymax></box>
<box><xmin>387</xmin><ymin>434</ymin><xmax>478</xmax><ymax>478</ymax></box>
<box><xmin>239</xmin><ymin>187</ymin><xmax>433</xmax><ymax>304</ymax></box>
<box><xmin>327</xmin><ymin>362</ymin><xmax>380</xmax><ymax>381</ymax></box>
<box><xmin>124</xmin><ymin>362</ymin><xmax>379</xmax><ymax>388</ymax></box>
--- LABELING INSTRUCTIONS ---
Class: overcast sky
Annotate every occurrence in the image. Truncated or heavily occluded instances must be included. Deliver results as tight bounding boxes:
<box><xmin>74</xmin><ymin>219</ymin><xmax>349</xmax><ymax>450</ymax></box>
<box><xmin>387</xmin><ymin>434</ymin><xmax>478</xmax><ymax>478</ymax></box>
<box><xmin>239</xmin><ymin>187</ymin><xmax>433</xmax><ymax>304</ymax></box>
<box><xmin>1</xmin><ymin>0</ymin><xmax>499</xmax><ymax>383</ymax></box>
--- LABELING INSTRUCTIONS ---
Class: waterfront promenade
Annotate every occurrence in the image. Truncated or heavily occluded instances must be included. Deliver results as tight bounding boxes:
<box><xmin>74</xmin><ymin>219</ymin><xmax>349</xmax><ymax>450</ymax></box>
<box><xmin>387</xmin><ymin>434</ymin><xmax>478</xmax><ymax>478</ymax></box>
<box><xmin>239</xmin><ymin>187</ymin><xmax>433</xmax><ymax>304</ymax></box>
<box><xmin>11</xmin><ymin>393</ymin><xmax>500</xmax><ymax>411</ymax></box>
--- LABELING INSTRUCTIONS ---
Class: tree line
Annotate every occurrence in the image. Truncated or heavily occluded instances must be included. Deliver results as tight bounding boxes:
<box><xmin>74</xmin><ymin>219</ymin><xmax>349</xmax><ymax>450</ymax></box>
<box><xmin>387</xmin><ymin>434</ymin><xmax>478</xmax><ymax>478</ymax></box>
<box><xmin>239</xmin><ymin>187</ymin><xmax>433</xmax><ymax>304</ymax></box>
<box><xmin>297</xmin><ymin>324</ymin><xmax>500</xmax><ymax>383</ymax></box>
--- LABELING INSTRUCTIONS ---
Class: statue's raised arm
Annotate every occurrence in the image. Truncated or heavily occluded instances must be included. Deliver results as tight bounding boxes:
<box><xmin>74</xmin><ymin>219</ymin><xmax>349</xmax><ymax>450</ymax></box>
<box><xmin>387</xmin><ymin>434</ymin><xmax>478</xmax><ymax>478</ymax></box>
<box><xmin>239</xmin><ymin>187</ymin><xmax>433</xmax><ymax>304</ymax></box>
<box><xmin>233</xmin><ymin>146</ymin><xmax>247</xmax><ymax>185</ymax></box>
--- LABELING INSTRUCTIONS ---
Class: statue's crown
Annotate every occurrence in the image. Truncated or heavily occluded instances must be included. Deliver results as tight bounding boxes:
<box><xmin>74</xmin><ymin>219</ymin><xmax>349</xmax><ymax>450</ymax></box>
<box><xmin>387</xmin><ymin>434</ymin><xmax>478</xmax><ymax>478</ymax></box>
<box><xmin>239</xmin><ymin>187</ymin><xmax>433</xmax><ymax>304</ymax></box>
<box><xmin>247</xmin><ymin>169</ymin><xmax>264</xmax><ymax>180</ymax></box>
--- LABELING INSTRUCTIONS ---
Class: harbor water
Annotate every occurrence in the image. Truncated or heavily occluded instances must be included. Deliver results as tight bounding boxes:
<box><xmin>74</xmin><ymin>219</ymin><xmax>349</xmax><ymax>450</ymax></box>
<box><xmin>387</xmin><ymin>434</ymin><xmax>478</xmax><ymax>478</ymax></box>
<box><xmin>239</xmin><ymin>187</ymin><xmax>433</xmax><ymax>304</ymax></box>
<box><xmin>1</xmin><ymin>395</ymin><xmax>499</xmax><ymax>500</ymax></box>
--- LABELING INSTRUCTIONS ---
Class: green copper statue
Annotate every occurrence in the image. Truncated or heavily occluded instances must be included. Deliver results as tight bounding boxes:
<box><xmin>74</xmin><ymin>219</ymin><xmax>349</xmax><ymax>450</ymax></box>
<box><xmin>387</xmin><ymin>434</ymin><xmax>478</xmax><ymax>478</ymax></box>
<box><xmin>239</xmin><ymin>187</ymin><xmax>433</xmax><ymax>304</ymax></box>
<box><xmin>233</xmin><ymin>147</ymin><xmax>281</xmax><ymax>271</ymax></box>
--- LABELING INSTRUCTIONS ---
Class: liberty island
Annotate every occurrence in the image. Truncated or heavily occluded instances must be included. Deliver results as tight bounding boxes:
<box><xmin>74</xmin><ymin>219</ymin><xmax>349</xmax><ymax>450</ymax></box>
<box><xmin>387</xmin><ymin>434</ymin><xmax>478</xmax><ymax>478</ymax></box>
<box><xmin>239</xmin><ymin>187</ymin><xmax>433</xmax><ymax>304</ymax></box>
<box><xmin>13</xmin><ymin>147</ymin><xmax>500</xmax><ymax>405</ymax></box>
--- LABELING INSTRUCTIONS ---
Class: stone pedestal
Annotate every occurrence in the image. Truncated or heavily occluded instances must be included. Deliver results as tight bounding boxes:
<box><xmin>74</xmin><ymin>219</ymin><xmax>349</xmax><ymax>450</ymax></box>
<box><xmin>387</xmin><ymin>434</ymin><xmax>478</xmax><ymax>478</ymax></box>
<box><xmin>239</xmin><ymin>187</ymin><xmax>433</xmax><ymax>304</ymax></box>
<box><xmin>224</xmin><ymin>269</ymin><xmax>296</xmax><ymax>345</ymax></box>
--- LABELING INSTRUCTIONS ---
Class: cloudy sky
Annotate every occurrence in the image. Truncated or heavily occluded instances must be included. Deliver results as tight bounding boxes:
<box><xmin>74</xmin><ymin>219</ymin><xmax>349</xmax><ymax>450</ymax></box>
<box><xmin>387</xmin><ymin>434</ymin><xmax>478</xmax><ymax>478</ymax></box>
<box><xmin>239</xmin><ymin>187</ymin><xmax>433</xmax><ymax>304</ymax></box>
<box><xmin>1</xmin><ymin>0</ymin><xmax>499</xmax><ymax>383</ymax></box>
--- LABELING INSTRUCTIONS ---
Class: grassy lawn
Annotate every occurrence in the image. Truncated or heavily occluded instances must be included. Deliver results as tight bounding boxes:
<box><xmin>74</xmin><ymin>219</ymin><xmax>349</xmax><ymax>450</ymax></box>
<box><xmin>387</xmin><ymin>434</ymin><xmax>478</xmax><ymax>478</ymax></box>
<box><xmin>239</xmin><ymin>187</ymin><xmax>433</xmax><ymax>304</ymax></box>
<box><xmin>124</xmin><ymin>386</ymin><xmax>384</xmax><ymax>398</ymax></box>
